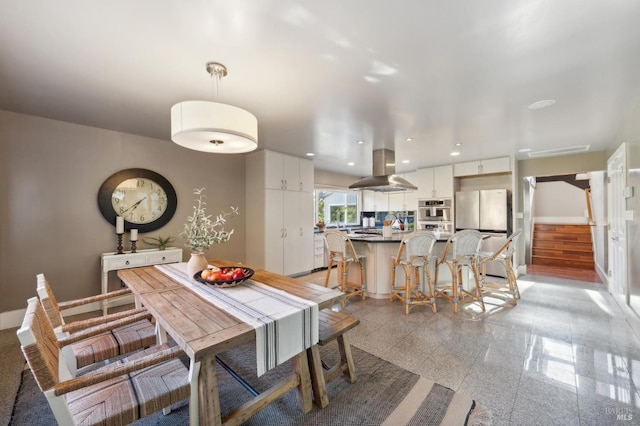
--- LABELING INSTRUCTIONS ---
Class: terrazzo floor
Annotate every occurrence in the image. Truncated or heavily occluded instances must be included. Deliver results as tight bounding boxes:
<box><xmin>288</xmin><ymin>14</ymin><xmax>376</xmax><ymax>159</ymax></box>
<box><xmin>302</xmin><ymin>269</ymin><xmax>640</xmax><ymax>425</ymax></box>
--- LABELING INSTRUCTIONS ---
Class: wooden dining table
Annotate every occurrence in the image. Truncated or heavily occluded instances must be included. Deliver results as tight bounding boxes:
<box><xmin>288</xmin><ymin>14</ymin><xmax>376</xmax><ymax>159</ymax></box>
<box><xmin>117</xmin><ymin>259</ymin><xmax>344</xmax><ymax>426</ymax></box>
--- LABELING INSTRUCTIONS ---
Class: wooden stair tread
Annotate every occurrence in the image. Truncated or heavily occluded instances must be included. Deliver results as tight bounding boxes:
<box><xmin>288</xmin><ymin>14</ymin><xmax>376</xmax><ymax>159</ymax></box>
<box><xmin>534</xmin><ymin>224</ymin><xmax>591</xmax><ymax>233</ymax></box>
<box><xmin>533</xmin><ymin>232</ymin><xmax>592</xmax><ymax>243</ymax></box>
<box><xmin>532</xmin><ymin>240</ymin><xmax>593</xmax><ymax>251</ymax></box>
<box><xmin>532</xmin><ymin>249</ymin><xmax>595</xmax><ymax>260</ymax></box>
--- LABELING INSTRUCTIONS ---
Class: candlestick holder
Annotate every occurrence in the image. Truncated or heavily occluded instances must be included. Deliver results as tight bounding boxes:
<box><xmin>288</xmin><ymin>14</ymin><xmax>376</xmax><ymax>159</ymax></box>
<box><xmin>131</xmin><ymin>240</ymin><xmax>137</xmax><ymax>253</ymax></box>
<box><xmin>116</xmin><ymin>233</ymin><xmax>124</xmax><ymax>254</ymax></box>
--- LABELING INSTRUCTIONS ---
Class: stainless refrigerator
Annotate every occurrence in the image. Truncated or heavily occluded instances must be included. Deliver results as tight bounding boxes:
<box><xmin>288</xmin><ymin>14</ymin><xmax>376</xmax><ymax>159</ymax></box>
<box><xmin>455</xmin><ymin>189</ymin><xmax>512</xmax><ymax>277</ymax></box>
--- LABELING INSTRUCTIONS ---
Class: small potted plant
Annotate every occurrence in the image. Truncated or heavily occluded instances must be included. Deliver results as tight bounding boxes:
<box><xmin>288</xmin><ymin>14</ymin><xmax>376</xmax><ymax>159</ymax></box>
<box><xmin>316</xmin><ymin>220</ymin><xmax>325</xmax><ymax>231</ymax></box>
<box><xmin>180</xmin><ymin>188</ymin><xmax>239</xmax><ymax>276</ymax></box>
<box><xmin>142</xmin><ymin>235</ymin><xmax>176</xmax><ymax>250</ymax></box>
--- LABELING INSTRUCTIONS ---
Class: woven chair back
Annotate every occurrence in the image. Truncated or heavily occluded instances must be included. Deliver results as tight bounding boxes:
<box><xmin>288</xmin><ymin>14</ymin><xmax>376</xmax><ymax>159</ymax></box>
<box><xmin>17</xmin><ymin>298</ymin><xmax>60</xmax><ymax>391</ymax></box>
<box><xmin>404</xmin><ymin>231</ymin><xmax>437</xmax><ymax>260</ymax></box>
<box><xmin>451</xmin><ymin>229</ymin><xmax>483</xmax><ymax>258</ymax></box>
<box><xmin>324</xmin><ymin>230</ymin><xmax>359</xmax><ymax>261</ymax></box>
<box><xmin>36</xmin><ymin>273</ymin><xmax>64</xmax><ymax>328</ymax></box>
<box><xmin>503</xmin><ymin>229</ymin><xmax>522</xmax><ymax>258</ymax></box>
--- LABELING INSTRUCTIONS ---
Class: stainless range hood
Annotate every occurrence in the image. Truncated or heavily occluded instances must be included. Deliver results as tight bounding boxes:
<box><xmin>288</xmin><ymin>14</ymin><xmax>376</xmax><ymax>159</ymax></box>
<box><xmin>349</xmin><ymin>149</ymin><xmax>417</xmax><ymax>192</ymax></box>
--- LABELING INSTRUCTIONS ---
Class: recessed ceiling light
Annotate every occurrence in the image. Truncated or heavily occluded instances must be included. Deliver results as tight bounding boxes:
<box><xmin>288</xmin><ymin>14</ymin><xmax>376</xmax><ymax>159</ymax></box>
<box><xmin>528</xmin><ymin>99</ymin><xmax>556</xmax><ymax>110</ymax></box>
<box><xmin>405</xmin><ymin>137</ymin><xmax>413</xmax><ymax>142</ymax></box>
<box><xmin>357</xmin><ymin>140</ymin><xmax>364</xmax><ymax>144</ymax></box>
<box><xmin>305</xmin><ymin>152</ymin><xmax>315</xmax><ymax>156</ymax></box>
<box><xmin>347</xmin><ymin>162</ymin><xmax>355</xmax><ymax>166</ymax></box>
<box><xmin>518</xmin><ymin>148</ymin><xmax>532</xmax><ymax>153</ymax></box>
<box><xmin>450</xmin><ymin>151</ymin><xmax>460</xmax><ymax>156</ymax></box>
<box><xmin>455</xmin><ymin>142</ymin><xmax>462</xmax><ymax>147</ymax></box>
<box><xmin>402</xmin><ymin>160</ymin><xmax>410</xmax><ymax>164</ymax></box>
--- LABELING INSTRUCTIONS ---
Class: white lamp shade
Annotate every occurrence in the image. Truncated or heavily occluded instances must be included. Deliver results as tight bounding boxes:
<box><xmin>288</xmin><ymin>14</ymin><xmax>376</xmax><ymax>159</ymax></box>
<box><xmin>171</xmin><ymin>100</ymin><xmax>258</xmax><ymax>153</ymax></box>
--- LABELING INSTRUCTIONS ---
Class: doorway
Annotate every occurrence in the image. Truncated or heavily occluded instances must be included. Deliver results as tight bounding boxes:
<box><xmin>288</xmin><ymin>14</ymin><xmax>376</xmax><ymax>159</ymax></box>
<box><xmin>522</xmin><ymin>172</ymin><xmax>606</xmax><ymax>283</ymax></box>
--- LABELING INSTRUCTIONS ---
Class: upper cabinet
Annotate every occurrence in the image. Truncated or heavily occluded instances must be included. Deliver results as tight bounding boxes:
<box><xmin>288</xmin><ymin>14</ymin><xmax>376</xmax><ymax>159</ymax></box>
<box><xmin>415</xmin><ymin>165</ymin><xmax>453</xmax><ymax>199</ymax></box>
<box><xmin>454</xmin><ymin>156</ymin><xmax>511</xmax><ymax>177</ymax></box>
<box><xmin>264</xmin><ymin>150</ymin><xmax>313</xmax><ymax>192</ymax></box>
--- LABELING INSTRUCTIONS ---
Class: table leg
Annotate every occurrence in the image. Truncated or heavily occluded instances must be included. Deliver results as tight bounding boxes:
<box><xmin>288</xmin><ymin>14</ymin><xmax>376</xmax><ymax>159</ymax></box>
<box><xmin>292</xmin><ymin>350</ymin><xmax>313</xmax><ymax>413</ymax></box>
<box><xmin>195</xmin><ymin>355</ymin><xmax>222</xmax><ymax>426</ymax></box>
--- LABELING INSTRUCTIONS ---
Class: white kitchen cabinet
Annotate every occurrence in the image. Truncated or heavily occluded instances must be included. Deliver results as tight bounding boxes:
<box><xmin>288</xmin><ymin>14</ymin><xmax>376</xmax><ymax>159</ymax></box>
<box><xmin>264</xmin><ymin>150</ymin><xmax>313</xmax><ymax>191</ymax></box>
<box><xmin>246</xmin><ymin>150</ymin><xmax>314</xmax><ymax>276</ymax></box>
<box><xmin>362</xmin><ymin>190</ymin><xmax>375</xmax><ymax>211</ymax></box>
<box><xmin>454</xmin><ymin>156</ymin><xmax>511</xmax><ymax>177</ymax></box>
<box><xmin>283</xmin><ymin>190</ymin><xmax>314</xmax><ymax>275</ymax></box>
<box><xmin>313</xmin><ymin>233</ymin><xmax>326</xmax><ymax>269</ymax></box>
<box><xmin>388</xmin><ymin>192</ymin><xmax>405</xmax><ymax>211</ymax></box>
<box><xmin>415</xmin><ymin>165</ymin><xmax>453</xmax><ymax>199</ymax></box>
<box><xmin>374</xmin><ymin>192</ymin><xmax>389</xmax><ymax>211</ymax></box>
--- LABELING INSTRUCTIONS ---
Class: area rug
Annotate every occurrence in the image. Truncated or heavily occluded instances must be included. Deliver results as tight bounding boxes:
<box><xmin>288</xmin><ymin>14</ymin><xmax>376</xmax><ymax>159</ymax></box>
<box><xmin>10</xmin><ymin>342</ymin><xmax>491</xmax><ymax>425</ymax></box>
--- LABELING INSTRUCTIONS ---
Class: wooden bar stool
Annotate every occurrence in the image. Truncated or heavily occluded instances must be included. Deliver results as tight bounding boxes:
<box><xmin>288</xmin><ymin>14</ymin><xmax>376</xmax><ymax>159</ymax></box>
<box><xmin>478</xmin><ymin>229</ymin><xmax>522</xmax><ymax>305</ymax></box>
<box><xmin>434</xmin><ymin>230</ymin><xmax>485</xmax><ymax>314</ymax></box>
<box><xmin>307</xmin><ymin>309</ymin><xmax>360</xmax><ymax>408</ymax></box>
<box><xmin>390</xmin><ymin>231</ymin><xmax>438</xmax><ymax>314</ymax></box>
<box><xmin>323</xmin><ymin>230</ymin><xmax>366</xmax><ymax>304</ymax></box>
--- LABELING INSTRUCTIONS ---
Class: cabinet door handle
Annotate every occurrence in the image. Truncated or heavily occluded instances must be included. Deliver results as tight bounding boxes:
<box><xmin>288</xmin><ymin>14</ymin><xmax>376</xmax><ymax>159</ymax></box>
<box><xmin>299</xmin><ymin>181</ymin><xmax>303</xmax><ymax>191</ymax></box>
<box><xmin>162</xmin><ymin>256</ymin><xmax>166</xmax><ymax>261</ymax></box>
<box><xmin>300</xmin><ymin>227</ymin><xmax>303</xmax><ymax>236</ymax></box>
<box><xmin>284</xmin><ymin>228</ymin><xmax>287</xmax><ymax>238</ymax></box>
<box><xmin>125</xmin><ymin>260</ymin><xmax>130</xmax><ymax>265</ymax></box>
<box><xmin>284</xmin><ymin>179</ymin><xmax>288</xmax><ymax>190</ymax></box>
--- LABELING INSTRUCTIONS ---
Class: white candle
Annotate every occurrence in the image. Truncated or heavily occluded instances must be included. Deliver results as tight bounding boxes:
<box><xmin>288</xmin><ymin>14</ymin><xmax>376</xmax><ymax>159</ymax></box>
<box><xmin>116</xmin><ymin>216</ymin><xmax>124</xmax><ymax>234</ymax></box>
<box><xmin>130</xmin><ymin>229</ymin><xmax>138</xmax><ymax>241</ymax></box>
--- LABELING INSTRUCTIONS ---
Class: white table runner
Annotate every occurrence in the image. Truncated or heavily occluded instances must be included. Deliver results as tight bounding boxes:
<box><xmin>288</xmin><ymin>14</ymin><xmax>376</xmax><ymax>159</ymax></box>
<box><xmin>155</xmin><ymin>263</ymin><xmax>319</xmax><ymax>376</ymax></box>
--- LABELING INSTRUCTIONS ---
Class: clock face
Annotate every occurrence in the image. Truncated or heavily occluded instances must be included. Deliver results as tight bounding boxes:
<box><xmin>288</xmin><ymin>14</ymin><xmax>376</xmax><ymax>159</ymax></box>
<box><xmin>98</xmin><ymin>169</ymin><xmax>177</xmax><ymax>233</ymax></box>
<box><xmin>111</xmin><ymin>178</ymin><xmax>168</xmax><ymax>224</ymax></box>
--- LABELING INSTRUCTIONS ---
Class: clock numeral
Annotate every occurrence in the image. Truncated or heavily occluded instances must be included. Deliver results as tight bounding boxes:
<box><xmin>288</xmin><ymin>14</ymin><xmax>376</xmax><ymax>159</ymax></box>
<box><xmin>137</xmin><ymin>179</ymin><xmax>145</xmax><ymax>187</ymax></box>
<box><xmin>119</xmin><ymin>206</ymin><xmax>126</xmax><ymax>214</ymax></box>
<box><xmin>139</xmin><ymin>215</ymin><xmax>145</xmax><ymax>222</ymax></box>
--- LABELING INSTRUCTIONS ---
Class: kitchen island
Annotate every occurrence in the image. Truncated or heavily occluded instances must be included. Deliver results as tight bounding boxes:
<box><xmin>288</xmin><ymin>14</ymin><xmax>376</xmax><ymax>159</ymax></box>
<box><xmin>341</xmin><ymin>232</ymin><xmax>453</xmax><ymax>299</ymax></box>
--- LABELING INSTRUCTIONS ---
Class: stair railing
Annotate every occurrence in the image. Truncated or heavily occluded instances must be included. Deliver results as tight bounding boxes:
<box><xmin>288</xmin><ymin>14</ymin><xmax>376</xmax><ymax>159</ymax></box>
<box><xmin>585</xmin><ymin>188</ymin><xmax>595</xmax><ymax>226</ymax></box>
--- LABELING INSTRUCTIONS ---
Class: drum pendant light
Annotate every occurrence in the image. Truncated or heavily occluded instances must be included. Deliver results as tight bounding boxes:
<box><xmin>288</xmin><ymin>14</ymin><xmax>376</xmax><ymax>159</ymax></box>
<box><xmin>171</xmin><ymin>62</ymin><xmax>258</xmax><ymax>153</ymax></box>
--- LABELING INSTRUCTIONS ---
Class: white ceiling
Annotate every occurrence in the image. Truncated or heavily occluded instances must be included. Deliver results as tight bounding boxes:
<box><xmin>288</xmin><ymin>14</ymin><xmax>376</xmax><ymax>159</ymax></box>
<box><xmin>1</xmin><ymin>1</ymin><xmax>640</xmax><ymax>177</ymax></box>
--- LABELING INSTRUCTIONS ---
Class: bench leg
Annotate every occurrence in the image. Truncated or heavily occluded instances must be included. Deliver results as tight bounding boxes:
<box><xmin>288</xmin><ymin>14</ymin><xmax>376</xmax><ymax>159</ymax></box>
<box><xmin>307</xmin><ymin>345</ymin><xmax>330</xmax><ymax>408</ymax></box>
<box><xmin>338</xmin><ymin>334</ymin><xmax>357</xmax><ymax>384</ymax></box>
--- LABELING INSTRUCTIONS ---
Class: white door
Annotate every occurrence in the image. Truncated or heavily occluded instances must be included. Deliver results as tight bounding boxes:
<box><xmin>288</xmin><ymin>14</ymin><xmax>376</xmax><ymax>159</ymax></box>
<box><xmin>607</xmin><ymin>144</ymin><xmax>627</xmax><ymax>302</ymax></box>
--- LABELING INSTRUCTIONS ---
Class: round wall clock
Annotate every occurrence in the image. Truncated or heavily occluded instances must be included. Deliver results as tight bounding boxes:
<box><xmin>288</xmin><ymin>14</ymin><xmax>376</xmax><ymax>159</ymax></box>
<box><xmin>98</xmin><ymin>168</ymin><xmax>177</xmax><ymax>233</ymax></box>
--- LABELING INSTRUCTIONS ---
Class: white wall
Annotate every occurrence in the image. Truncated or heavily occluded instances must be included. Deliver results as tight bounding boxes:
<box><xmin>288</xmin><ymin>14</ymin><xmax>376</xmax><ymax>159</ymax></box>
<box><xmin>533</xmin><ymin>181</ymin><xmax>587</xmax><ymax>223</ymax></box>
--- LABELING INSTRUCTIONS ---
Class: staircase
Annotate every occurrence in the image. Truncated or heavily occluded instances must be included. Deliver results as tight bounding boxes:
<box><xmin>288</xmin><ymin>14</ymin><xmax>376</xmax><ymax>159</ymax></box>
<box><xmin>532</xmin><ymin>224</ymin><xmax>595</xmax><ymax>270</ymax></box>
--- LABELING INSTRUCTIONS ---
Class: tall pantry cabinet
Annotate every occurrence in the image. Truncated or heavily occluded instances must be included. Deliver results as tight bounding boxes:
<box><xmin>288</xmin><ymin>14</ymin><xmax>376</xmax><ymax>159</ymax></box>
<box><xmin>245</xmin><ymin>150</ymin><xmax>314</xmax><ymax>276</ymax></box>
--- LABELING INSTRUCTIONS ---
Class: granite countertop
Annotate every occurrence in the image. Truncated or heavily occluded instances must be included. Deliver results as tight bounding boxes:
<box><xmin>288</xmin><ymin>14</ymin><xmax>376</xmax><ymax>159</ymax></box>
<box><xmin>345</xmin><ymin>232</ymin><xmax>452</xmax><ymax>243</ymax></box>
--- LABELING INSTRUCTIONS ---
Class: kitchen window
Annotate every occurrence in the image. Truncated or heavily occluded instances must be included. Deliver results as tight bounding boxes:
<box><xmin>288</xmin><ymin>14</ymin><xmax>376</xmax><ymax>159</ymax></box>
<box><xmin>315</xmin><ymin>190</ymin><xmax>358</xmax><ymax>226</ymax></box>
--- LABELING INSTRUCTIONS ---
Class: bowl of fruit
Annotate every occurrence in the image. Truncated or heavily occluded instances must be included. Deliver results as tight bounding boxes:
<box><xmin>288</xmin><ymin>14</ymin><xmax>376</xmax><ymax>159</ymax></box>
<box><xmin>194</xmin><ymin>266</ymin><xmax>254</xmax><ymax>288</ymax></box>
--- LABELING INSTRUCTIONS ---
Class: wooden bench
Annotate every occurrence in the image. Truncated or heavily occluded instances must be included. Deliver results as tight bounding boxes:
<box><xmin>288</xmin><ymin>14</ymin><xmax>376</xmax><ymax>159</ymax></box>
<box><xmin>307</xmin><ymin>309</ymin><xmax>360</xmax><ymax>408</ymax></box>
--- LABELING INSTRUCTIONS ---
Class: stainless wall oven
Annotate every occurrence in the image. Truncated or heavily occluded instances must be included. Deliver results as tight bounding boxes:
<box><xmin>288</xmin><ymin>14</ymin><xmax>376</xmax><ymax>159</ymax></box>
<box><xmin>418</xmin><ymin>199</ymin><xmax>451</xmax><ymax>221</ymax></box>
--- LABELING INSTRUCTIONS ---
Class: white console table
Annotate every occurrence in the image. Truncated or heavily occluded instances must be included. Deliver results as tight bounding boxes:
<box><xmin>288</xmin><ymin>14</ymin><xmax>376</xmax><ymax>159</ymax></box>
<box><xmin>100</xmin><ymin>247</ymin><xmax>183</xmax><ymax>314</ymax></box>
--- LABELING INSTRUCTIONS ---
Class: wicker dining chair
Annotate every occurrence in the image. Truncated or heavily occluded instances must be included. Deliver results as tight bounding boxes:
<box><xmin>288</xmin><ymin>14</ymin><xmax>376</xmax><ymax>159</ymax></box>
<box><xmin>37</xmin><ymin>273</ymin><xmax>157</xmax><ymax>378</ymax></box>
<box><xmin>17</xmin><ymin>297</ymin><xmax>190</xmax><ymax>426</ymax></box>
<box><xmin>390</xmin><ymin>231</ymin><xmax>438</xmax><ymax>314</ymax></box>
<box><xmin>433</xmin><ymin>229</ymin><xmax>485</xmax><ymax>314</ymax></box>
<box><xmin>477</xmin><ymin>229</ymin><xmax>522</xmax><ymax>305</ymax></box>
<box><xmin>323</xmin><ymin>230</ymin><xmax>366</xmax><ymax>304</ymax></box>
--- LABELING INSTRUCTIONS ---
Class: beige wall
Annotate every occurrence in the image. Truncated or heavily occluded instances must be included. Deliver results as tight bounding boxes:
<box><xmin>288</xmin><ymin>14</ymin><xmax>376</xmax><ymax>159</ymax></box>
<box><xmin>0</xmin><ymin>110</ymin><xmax>246</xmax><ymax>313</ymax></box>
